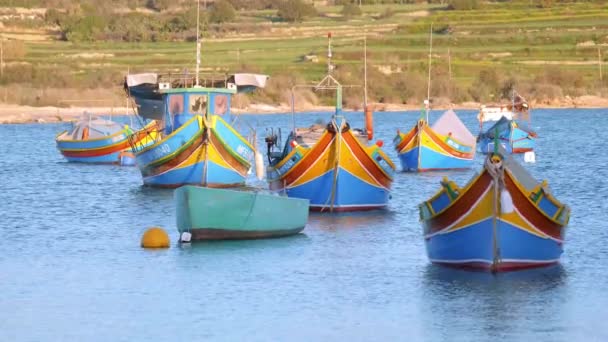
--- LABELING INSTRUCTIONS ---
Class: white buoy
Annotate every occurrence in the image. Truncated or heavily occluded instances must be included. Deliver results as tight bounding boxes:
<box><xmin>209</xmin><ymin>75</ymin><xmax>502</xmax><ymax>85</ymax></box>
<box><xmin>255</xmin><ymin>151</ymin><xmax>264</xmax><ymax>181</ymax></box>
<box><xmin>524</xmin><ymin>151</ymin><xmax>536</xmax><ymax>163</ymax></box>
<box><xmin>500</xmin><ymin>189</ymin><xmax>514</xmax><ymax>214</ymax></box>
<box><xmin>180</xmin><ymin>232</ymin><xmax>192</xmax><ymax>243</ymax></box>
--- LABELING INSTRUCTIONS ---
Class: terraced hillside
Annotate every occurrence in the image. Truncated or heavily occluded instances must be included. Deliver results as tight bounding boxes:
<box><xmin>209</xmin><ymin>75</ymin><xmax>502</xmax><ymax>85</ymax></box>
<box><xmin>1</xmin><ymin>1</ymin><xmax>607</xmax><ymax>108</ymax></box>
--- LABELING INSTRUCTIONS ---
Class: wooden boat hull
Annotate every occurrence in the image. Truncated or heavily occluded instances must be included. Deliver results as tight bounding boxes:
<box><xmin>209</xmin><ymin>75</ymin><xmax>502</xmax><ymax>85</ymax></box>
<box><xmin>135</xmin><ymin>115</ymin><xmax>252</xmax><ymax>188</ymax></box>
<box><xmin>478</xmin><ymin>119</ymin><xmax>536</xmax><ymax>154</ymax></box>
<box><xmin>56</xmin><ymin>122</ymin><xmax>155</xmax><ymax>164</ymax></box>
<box><xmin>394</xmin><ymin>121</ymin><xmax>475</xmax><ymax>172</ymax></box>
<box><xmin>175</xmin><ymin>186</ymin><xmax>309</xmax><ymax>240</ymax></box>
<box><xmin>267</xmin><ymin>118</ymin><xmax>395</xmax><ymax>212</ymax></box>
<box><xmin>420</xmin><ymin>155</ymin><xmax>569</xmax><ymax>272</ymax></box>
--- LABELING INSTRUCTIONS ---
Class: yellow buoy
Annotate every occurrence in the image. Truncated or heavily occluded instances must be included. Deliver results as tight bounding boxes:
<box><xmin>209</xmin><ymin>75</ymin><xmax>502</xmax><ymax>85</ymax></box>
<box><xmin>141</xmin><ymin>227</ymin><xmax>170</xmax><ymax>248</ymax></box>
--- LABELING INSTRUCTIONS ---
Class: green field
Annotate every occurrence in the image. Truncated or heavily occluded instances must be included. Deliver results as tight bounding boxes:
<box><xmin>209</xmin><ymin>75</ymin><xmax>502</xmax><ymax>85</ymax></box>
<box><xmin>1</xmin><ymin>1</ymin><xmax>608</xmax><ymax>107</ymax></box>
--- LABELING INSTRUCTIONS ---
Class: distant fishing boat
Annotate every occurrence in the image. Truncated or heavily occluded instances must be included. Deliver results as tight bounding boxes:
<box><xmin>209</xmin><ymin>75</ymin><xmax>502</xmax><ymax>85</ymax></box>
<box><xmin>175</xmin><ymin>186</ymin><xmax>309</xmax><ymax>241</ymax></box>
<box><xmin>126</xmin><ymin>0</ymin><xmax>266</xmax><ymax>188</ymax></box>
<box><xmin>394</xmin><ymin>108</ymin><xmax>476</xmax><ymax>171</ymax></box>
<box><xmin>477</xmin><ymin>91</ymin><xmax>537</xmax><ymax>154</ymax></box>
<box><xmin>265</xmin><ymin>33</ymin><xmax>395</xmax><ymax>212</ymax></box>
<box><xmin>477</xmin><ymin>117</ymin><xmax>537</xmax><ymax>154</ymax></box>
<box><xmin>393</xmin><ymin>27</ymin><xmax>475</xmax><ymax>171</ymax></box>
<box><xmin>477</xmin><ymin>92</ymin><xmax>530</xmax><ymax>123</ymax></box>
<box><xmin>419</xmin><ymin>146</ymin><xmax>570</xmax><ymax>272</ymax></box>
<box><xmin>55</xmin><ymin>114</ymin><xmax>155</xmax><ymax>165</ymax></box>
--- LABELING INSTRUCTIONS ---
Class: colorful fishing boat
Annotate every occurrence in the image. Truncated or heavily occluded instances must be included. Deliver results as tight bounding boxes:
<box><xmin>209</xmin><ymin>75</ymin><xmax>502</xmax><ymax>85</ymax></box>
<box><xmin>56</xmin><ymin>115</ymin><xmax>156</xmax><ymax>165</ymax></box>
<box><xmin>477</xmin><ymin>116</ymin><xmax>537</xmax><ymax>154</ymax></box>
<box><xmin>265</xmin><ymin>34</ymin><xmax>395</xmax><ymax>212</ymax></box>
<box><xmin>393</xmin><ymin>27</ymin><xmax>475</xmax><ymax>172</ymax></box>
<box><xmin>393</xmin><ymin>108</ymin><xmax>476</xmax><ymax>172</ymax></box>
<box><xmin>126</xmin><ymin>1</ymin><xmax>266</xmax><ymax>188</ymax></box>
<box><xmin>477</xmin><ymin>91</ymin><xmax>537</xmax><ymax>154</ymax></box>
<box><xmin>129</xmin><ymin>86</ymin><xmax>256</xmax><ymax>188</ymax></box>
<box><xmin>477</xmin><ymin>91</ymin><xmax>530</xmax><ymax>123</ymax></box>
<box><xmin>419</xmin><ymin>146</ymin><xmax>570</xmax><ymax>272</ymax></box>
<box><xmin>175</xmin><ymin>186</ymin><xmax>309</xmax><ymax>241</ymax></box>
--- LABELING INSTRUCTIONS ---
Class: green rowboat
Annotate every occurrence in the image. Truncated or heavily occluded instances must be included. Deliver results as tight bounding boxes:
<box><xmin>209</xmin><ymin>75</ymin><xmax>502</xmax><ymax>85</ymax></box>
<box><xmin>175</xmin><ymin>186</ymin><xmax>309</xmax><ymax>241</ymax></box>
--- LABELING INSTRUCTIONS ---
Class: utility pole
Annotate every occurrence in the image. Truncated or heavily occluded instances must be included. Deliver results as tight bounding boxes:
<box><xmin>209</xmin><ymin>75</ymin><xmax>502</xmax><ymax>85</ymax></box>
<box><xmin>195</xmin><ymin>0</ymin><xmax>200</xmax><ymax>86</ymax></box>
<box><xmin>426</xmin><ymin>24</ymin><xmax>433</xmax><ymax>122</ymax></box>
<box><xmin>1</xmin><ymin>36</ymin><xmax>3</xmax><ymax>80</ymax></box>
<box><xmin>448</xmin><ymin>48</ymin><xmax>452</xmax><ymax>81</ymax></box>
<box><xmin>363</xmin><ymin>33</ymin><xmax>367</xmax><ymax>108</ymax></box>
<box><xmin>599</xmin><ymin>47</ymin><xmax>603</xmax><ymax>82</ymax></box>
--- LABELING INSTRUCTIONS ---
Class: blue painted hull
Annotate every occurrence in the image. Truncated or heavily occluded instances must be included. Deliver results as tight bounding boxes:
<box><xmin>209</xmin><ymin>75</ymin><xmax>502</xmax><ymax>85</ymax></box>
<box><xmin>286</xmin><ymin>167</ymin><xmax>389</xmax><ymax>211</ymax></box>
<box><xmin>135</xmin><ymin>116</ymin><xmax>250</xmax><ymax>188</ymax></box>
<box><xmin>143</xmin><ymin>159</ymin><xmax>245</xmax><ymax>187</ymax></box>
<box><xmin>478</xmin><ymin>127</ymin><xmax>535</xmax><ymax>154</ymax></box>
<box><xmin>426</xmin><ymin>218</ymin><xmax>563</xmax><ymax>271</ymax></box>
<box><xmin>62</xmin><ymin>152</ymin><xmax>123</xmax><ymax>164</ymax></box>
<box><xmin>398</xmin><ymin>145</ymin><xmax>474</xmax><ymax>172</ymax></box>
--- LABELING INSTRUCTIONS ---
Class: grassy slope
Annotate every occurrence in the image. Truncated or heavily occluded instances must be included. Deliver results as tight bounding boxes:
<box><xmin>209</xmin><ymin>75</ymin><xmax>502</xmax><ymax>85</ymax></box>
<box><xmin>2</xmin><ymin>1</ymin><xmax>608</xmax><ymax>106</ymax></box>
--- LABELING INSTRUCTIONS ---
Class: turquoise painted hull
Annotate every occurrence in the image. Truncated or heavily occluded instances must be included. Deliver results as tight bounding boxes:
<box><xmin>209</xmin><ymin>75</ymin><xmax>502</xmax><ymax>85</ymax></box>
<box><xmin>175</xmin><ymin>186</ymin><xmax>309</xmax><ymax>240</ymax></box>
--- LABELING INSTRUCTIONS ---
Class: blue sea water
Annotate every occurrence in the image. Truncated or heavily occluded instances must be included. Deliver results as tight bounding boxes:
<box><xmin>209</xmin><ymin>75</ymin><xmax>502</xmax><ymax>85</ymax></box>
<box><xmin>1</xmin><ymin>108</ymin><xmax>607</xmax><ymax>341</ymax></box>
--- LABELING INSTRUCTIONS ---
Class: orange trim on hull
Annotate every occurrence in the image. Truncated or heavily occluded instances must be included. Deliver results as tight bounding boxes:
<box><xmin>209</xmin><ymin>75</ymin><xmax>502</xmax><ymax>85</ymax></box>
<box><xmin>395</xmin><ymin>125</ymin><xmax>418</xmax><ymax>152</ymax></box>
<box><xmin>341</xmin><ymin>131</ymin><xmax>392</xmax><ymax>188</ymax></box>
<box><xmin>60</xmin><ymin>140</ymin><xmax>130</xmax><ymax>157</ymax></box>
<box><xmin>421</xmin><ymin>125</ymin><xmax>474</xmax><ymax>159</ymax></box>
<box><xmin>424</xmin><ymin>171</ymin><xmax>494</xmax><ymax>234</ymax></box>
<box><xmin>283</xmin><ymin>132</ymin><xmax>334</xmax><ymax>185</ymax></box>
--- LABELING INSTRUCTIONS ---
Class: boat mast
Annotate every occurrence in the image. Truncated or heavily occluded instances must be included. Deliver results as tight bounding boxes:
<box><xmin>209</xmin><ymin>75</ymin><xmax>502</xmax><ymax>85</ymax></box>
<box><xmin>195</xmin><ymin>0</ymin><xmax>201</xmax><ymax>87</ymax></box>
<box><xmin>426</xmin><ymin>24</ymin><xmax>433</xmax><ymax>122</ymax></box>
<box><xmin>363</xmin><ymin>33</ymin><xmax>368</xmax><ymax>108</ymax></box>
<box><xmin>327</xmin><ymin>32</ymin><xmax>332</xmax><ymax>75</ymax></box>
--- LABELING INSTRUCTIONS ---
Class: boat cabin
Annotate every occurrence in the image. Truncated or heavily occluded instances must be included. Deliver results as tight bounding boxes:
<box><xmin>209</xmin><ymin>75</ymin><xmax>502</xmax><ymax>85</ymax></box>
<box><xmin>161</xmin><ymin>87</ymin><xmax>236</xmax><ymax>134</ymax></box>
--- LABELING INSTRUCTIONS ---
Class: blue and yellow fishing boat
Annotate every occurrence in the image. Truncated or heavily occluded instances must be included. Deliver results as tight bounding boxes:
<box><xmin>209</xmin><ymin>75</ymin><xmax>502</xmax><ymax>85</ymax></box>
<box><xmin>266</xmin><ymin>114</ymin><xmax>395</xmax><ymax>212</ymax></box>
<box><xmin>266</xmin><ymin>34</ymin><xmax>394</xmax><ymax>212</ymax></box>
<box><xmin>477</xmin><ymin>116</ymin><xmax>536</xmax><ymax>154</ymax></box>
<box><xmin>56</xmin><ymin>116</ymin><xmax>155</xmax><ymax>165</ymax></box>
<box><xmin>419</xmin><ymin>146</ymin><xmax>570</xmax><ymax>272</ymax></box>
<box><xmin>130</xmin><ymin>86</ymin><xmax>255</xmax><ymax>188</ymax></box>
<box><xmin>477</xmin><ymin>92</ymin><xmax>536</xmax><ymax>154</ymax></box>
<box><xmin>394</xmin><ymin>108</ymin><xmax>476</xmax><ymax>172</ymax></box>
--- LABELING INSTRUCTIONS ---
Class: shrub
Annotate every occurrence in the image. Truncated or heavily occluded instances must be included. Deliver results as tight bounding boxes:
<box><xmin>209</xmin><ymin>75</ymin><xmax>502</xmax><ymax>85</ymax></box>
<box><xmin>469</xmin><ymin>69</ymin><xmax>502</xmax><ymax>102</ymax></box>
<box><xmin>209</xmin><ymin>0</ymin><xmax>237</xmax><ymax>24</ymax></box>
<box><xmin>377</xmin><ymin>7</ymin><xmax>395</xmax><ymax>20</ymax></box>
<box><xmin>277</xmin><ymin>0</ymin><xmax>317</xmax><ymax>23</ymax></box>
<box><xmin>341</xmin><ymin>4</ymin><xmax>362</xmax><ymax>17</ymax></box>
<box><xmin>448</xmin><ymin>0</ymin><xmax>479</xmax><ymax>10</ymax></box>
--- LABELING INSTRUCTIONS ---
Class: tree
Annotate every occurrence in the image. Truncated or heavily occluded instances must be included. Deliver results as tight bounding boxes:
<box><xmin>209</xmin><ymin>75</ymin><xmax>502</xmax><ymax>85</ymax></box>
<box><xmin>209</xmin><ymin>0</ymin><xmax>237</xmax><ymax>24</ymax></box>
<box><xmin>448</xmin><ymin>0</ymin><xmax>479</xmax><ymax>10</ymax></box>
<box><xmin>277</xmin><ymin>0</ymin><xmax>317</xmax><ymax>23</ymax></box>
<box><xmin>341</xmin><ymin>4</ymin><xmax>362</xmax><ymax>17</ymax></box>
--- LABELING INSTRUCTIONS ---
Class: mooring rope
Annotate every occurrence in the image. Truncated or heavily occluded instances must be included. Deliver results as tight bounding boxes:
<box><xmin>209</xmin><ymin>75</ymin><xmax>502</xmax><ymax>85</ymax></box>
<box><xmin>321</xmin><ymin>119</ymin><xmax>343</xmax><ymax>213</ymax></box>
<box><xmin>485</xmin><ymin>154</ymin><xmax>505</xmax><ymax>272</ymax></box>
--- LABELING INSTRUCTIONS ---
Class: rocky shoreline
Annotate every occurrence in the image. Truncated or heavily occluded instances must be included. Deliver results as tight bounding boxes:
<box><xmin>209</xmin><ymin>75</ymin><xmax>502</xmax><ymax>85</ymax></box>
<box><xmin>1</xmin><ymin>95</ymin><xmax>607</xmax><ymax>124</ymax></box>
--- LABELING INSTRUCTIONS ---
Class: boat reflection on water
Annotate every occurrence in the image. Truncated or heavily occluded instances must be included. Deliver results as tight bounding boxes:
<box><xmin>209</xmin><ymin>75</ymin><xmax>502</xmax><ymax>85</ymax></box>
<box><xmin>423</xmin><ymin>262</ymin><xmax>567</xmax><ymax>285</ymax></box>
<box><xmin>309</xmin><ymin>210</ymin><xmax>398</xmax><ymax>232</ymax></box>
<box><xmin>175</xmin><ymin>233</ymin><xmax>311</xmax><ymax>252</ymax></box>
<box><xmin>420</xmin><ymin>263</ymin><xmax>568</xmax><ymax>340</ymax></box>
